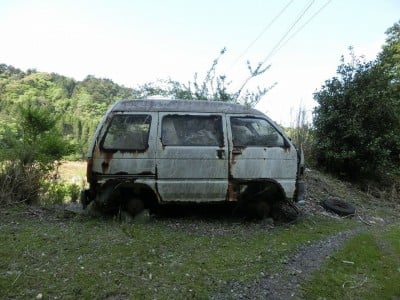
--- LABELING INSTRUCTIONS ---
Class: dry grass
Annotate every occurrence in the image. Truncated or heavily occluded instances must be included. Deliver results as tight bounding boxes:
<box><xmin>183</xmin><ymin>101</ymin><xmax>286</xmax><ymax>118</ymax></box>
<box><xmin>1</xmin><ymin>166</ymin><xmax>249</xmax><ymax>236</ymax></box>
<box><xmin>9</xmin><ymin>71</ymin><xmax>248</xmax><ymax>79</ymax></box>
<box><xmin>57</xmin><ymin>160</ymin><xmax>86</xmax><ymax>182</ymax></box>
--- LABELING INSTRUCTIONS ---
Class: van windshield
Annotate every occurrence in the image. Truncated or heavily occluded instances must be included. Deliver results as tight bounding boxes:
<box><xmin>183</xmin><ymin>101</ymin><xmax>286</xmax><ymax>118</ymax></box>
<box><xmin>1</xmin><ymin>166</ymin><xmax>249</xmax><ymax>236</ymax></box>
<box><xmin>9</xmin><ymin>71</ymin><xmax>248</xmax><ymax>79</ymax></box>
<box><xmin>101</xmin><ymin>114</ymin><xmax>151</xmax><ymax>151</ymax></box>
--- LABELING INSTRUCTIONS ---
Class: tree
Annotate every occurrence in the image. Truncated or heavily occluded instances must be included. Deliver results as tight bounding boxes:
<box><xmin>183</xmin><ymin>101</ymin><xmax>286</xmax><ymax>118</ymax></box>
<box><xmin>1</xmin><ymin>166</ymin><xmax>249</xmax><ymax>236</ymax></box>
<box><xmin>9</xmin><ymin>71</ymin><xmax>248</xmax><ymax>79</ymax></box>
<box><xmin>133</xmin><ymin>48</ymin><xmax>275</xmax><ymax>107</ymax></box>
<box><xmin>379</xmin><ymin>20</ymin><xmax>400</xmax><ymax>80</ymax></box>
<box><xmin>313</xmin><ymin>20</ymin><xmax>400</xmax><ymax>181</ymax></box>
<box><xmin>0</xmin><ymin>104</ymin><xmax>75</xmax><ymax>205</ymax></box>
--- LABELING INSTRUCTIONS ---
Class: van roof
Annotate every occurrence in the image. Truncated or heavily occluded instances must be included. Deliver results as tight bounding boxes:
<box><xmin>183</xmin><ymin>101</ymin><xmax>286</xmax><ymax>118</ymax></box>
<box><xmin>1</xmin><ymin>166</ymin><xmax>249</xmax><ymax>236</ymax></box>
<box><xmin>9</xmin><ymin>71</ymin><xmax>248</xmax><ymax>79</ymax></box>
<box><xmin>111</xmin><ymin>99</ymin><xmax>264</xmax><ymax>115</ymax></box>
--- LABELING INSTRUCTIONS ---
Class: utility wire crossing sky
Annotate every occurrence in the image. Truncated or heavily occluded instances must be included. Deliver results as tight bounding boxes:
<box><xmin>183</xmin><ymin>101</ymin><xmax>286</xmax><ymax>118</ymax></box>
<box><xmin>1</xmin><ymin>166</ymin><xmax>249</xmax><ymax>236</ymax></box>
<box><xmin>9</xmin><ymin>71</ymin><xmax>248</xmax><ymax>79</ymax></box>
<box><xmin>0</xmin><ymin>0</ymin><xmax>399</xmax><ymax>125</ymax></box>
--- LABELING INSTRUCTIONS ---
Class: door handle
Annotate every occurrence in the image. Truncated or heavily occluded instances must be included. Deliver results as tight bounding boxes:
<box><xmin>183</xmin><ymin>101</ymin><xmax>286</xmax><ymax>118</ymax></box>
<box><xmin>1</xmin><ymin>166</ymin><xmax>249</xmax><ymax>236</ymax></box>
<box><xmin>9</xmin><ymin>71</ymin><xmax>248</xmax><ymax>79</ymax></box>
<box><xmin>216</xmin><ymin>149</ymin><xmax>225</xmax><ymax>159</ymax></box>
<box><xmin>232</xmin><ymin>149</ymin><xmax>242</xmax><ymax>155</ymax></box>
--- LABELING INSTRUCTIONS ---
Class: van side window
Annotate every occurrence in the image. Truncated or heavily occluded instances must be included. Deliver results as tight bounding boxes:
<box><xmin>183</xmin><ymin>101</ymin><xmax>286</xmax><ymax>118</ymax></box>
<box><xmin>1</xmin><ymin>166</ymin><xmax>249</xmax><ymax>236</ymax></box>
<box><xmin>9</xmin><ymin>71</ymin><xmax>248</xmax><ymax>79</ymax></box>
<box><xmin>162</xmin><ymin>115</ymin><xmax>223</xmax><ymax>146</ymax></box>
<box><xmin>101</xmin><ymin>115</ymin><xmax>151</xmax><ymax>150</ymax></box>
<box><xmin>231</xmin><ymin>117</ymin><xmax>285</xmax><ymax>147</ymax></box>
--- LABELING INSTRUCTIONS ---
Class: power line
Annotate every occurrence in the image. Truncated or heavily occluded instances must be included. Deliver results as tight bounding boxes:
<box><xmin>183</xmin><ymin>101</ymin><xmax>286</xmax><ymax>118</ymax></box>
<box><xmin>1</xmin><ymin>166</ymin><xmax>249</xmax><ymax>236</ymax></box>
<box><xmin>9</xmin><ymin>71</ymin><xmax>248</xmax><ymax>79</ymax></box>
<box><xmin>259</xmin><ymin>0</ymin><xmax>315</xmax><ymax>67</ymax></box>
<box><xmin>233</xmin><ymin>0</ymin><xmax>316</xmax><ymax>99</ymax></box>
<box><xmin>272</xmin><ymin>0</ymin><xmax>333</xmax><ymax>57</ymax></box>
<box><xmin>232</xmin><ymin>0</ymin><xmax>331</xmax><ymax>100</ymax></box>
<box><xmin>229</xmin><ymin>0</ymin><xmax>294</xmax><ymax>69</ymax></box>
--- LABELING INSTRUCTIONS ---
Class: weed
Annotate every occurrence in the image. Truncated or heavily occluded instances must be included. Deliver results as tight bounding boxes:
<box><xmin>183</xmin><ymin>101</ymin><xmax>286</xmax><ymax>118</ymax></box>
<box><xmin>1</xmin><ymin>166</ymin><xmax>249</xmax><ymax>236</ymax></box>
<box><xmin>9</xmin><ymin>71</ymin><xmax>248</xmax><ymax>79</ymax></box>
<box><xmin>302</xmin><ymin>224</ymin><xmax>400</xmax><ymax>299</ymax></box>
<box><xmin>41</xmin><ymin>180</ymin><xmax>81</xmax><ymax>205</ymax></box>
<box><xmin>0</xmin><ymin>208</ymin><xmax>355</xmax><ymax>299</ymax></box>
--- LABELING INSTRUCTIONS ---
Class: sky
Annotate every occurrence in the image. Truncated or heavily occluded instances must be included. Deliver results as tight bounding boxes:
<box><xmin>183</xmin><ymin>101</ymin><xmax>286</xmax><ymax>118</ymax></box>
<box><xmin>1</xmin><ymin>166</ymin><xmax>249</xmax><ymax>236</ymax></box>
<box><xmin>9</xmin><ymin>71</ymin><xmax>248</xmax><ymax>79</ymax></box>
<box><xmin>1</xmin><ymin>0</ymin><xmax>399</xmax><ymax>125</ymax></box>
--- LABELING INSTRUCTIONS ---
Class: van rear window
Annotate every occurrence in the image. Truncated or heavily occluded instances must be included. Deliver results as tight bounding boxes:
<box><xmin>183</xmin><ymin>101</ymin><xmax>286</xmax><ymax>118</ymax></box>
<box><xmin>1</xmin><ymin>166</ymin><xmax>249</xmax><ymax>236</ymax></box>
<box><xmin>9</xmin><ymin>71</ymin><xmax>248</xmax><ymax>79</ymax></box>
<box><xmin>101</xmin><ymin>115</ymin><xmax>151</xmax><ymax>151</ymax></box>
<box><xmin>162</xmin><ymin>115</ymin><xmax>223</xmax><ymax>146</ymax></box>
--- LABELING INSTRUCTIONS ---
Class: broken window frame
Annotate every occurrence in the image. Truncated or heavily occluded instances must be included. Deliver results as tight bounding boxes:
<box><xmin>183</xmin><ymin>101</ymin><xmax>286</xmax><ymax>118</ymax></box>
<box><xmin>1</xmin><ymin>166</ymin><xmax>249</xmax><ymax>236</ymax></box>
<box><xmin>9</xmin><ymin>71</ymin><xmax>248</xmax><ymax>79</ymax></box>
<box><xmin>230</xmin><ymin>117</ymin><xmax>285</xmax><ymax>148</ymax></box>
<box><xmin>100</xmin><ymin>114</ymin><xmax>152</xmax><ymax>151</ymax></box>
<box><xmin>161</xmin><ymin>114</ymin><xmax>224</xmax><ymax>147</ymax></box>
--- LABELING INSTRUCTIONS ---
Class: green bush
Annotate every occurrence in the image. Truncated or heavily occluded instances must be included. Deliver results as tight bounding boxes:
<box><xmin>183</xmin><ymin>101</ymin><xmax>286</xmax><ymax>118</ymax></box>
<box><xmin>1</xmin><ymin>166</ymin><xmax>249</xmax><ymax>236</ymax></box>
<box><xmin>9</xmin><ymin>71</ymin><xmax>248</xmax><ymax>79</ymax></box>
<box><xmin>313</xmin><ymin>20</ymin><xmax>400</xmax><ymax>182</ymax></box>
<box><xmin>286</xmin><ymin>106</ymin><xmax>314</xmax><ymax>167</ymax></box>
<box><xmin>40</xmin><ymin>181</ymin><xmax>81</xmax><ymax>205</ymax></box>
<box><xmin>0</xmin><ymin>104</ymin><xmax>75</xmax><ymax>206</ymax></box>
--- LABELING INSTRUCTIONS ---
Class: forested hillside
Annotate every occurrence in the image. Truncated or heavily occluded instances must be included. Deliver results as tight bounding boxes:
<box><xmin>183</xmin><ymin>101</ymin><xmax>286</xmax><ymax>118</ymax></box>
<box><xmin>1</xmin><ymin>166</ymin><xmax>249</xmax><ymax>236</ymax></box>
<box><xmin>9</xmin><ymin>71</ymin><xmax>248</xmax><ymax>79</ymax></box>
<box><xmin>0</xmin><ymin>50</ymin><xmax>270</xmax><ymax>158</ymax></box>
<box><xmin>0</xmin><ymin>65</ymin><xmax>133</xmax><ymax>156</ymax></box>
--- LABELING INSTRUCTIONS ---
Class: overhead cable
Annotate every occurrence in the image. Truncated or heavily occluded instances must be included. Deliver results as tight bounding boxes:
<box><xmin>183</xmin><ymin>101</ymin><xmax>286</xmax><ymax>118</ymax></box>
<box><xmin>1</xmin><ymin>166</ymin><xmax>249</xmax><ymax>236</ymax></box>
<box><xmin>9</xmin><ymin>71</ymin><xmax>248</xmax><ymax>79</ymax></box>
<box><xmin>229</xmin><ymin>0</ymin><xmax>294</xmax><ymax>70</ymax></box>
<box><xmin>273</xmin><ymin>0</ymin><xmax>333</xmax><ymax>57</ymax></box>
<box><xmin>259</xmin><ymin>0</ymin><xmax>315</xmax><ymax>66</ymax></box>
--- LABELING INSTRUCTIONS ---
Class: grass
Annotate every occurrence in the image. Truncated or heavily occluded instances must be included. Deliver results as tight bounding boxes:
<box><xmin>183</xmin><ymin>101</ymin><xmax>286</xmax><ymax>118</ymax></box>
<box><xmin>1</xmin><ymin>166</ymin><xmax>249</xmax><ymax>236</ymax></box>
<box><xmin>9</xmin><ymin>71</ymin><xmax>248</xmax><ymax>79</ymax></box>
<box><xmin>0</xmin><ymin>207</ymin><xmax>356</xmax><ymax>299</ymax></box>
<box><xmin>2</xmin><ymin>162</ymin><xmax>399</xmax><ymax>298</ymax></box>
<box><xmin>57</xmin><ymin>160</ymin><xmax>86</xmax><ymax>182</ymax></box>
<box><xmin>302</xmin><ymin>224</ymin><xmax>400</xmax><ymax>299</ymax></box>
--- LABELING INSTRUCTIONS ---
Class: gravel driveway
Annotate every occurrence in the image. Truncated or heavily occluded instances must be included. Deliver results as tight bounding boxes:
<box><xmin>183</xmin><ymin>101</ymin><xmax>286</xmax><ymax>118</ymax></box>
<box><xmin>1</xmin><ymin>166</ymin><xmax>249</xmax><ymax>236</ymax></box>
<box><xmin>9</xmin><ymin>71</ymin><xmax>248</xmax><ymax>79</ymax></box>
<box><xmin>212</xmin><ymin>227</ymin><xmax>366</xmax><ymax>299</ymax></box>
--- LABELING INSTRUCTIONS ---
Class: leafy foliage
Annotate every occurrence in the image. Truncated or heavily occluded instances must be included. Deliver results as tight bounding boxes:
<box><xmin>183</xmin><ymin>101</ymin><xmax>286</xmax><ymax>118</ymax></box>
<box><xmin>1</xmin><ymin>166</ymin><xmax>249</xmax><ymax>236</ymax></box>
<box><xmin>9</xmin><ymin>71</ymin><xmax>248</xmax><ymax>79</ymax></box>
<box><xmin>313</xmin><ymin>21</ymin><xmax>400</xmax><ymax>181</ymax></box>
<box><xmin>1</xmin><ymin>104</ymin><xmax>75</xmax><ymax>168</ymax></box>
<box><xmin>138</xmin><ymin>48</ymin><xmax>276</xmax><ymax>107</ymax></box>
<box><xmin>286</xmin><ymin>106</ymin><xmax>314</xmax><ymax>165</ymax></box>
<box><xmin>0</xmin><ymin>67</ymin><xmax>134</xmax><ymax>157</ymax></box>
<box><xmin>1</xmin><ymin>49</ymin><xmax>274</xmax><ymax>157</ymax></box>
<box><xmin>0</xmin><ymin>104</ymin><xmax>75</xmax><ymax>205</ymax></box>
<box><xmin>41</xmin><ymin>181</ymin><xmax>81</xmax><ymax>205</ymax></box>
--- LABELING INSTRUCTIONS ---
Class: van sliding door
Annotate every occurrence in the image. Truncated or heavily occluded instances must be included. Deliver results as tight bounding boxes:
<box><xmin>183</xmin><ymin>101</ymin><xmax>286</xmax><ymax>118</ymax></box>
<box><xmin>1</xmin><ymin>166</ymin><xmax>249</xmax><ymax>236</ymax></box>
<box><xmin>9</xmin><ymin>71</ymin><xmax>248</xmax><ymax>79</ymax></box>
<box><xmin>156</xmin><ymin>113</ymin><xmax>228</xmax><ymax>202</ymax></box>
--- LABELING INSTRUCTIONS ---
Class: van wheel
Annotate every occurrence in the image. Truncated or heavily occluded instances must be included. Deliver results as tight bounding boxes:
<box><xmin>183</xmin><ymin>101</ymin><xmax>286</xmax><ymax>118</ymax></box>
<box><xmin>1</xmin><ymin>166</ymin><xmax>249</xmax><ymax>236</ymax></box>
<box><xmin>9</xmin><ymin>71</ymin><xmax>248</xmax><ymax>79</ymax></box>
<box><xmin>125</xmin><ymin>197</ymin><xmax>145</xmax><ymax>217</ymax></box>
<box><xmin>271</xmin><ymin>200</ymin><xmax>300</xmax><ymax>222</ymax></box>
<box><xmin>80</xmin><ymin>189</ymin><xmax>90</xmax><ymax>209</ymax></box>
<box><xmin>254</xmin><ymin>200</ymin><xmax>270</xmax><ymax>219</ymax></box>
<box><xmin>242</xmin><ymin>200</ymin><xmax>270</xmax><ymax>220</ymax></box>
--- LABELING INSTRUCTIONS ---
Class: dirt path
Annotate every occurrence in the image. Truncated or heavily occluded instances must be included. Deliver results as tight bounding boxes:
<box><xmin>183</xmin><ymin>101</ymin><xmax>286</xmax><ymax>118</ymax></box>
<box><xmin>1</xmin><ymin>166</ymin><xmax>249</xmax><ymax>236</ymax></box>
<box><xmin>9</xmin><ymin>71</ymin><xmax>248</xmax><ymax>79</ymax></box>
<box><xmin>212</xmin><ymin>227</ymin><xmax>367</xmax><ymax>299</ymax></box>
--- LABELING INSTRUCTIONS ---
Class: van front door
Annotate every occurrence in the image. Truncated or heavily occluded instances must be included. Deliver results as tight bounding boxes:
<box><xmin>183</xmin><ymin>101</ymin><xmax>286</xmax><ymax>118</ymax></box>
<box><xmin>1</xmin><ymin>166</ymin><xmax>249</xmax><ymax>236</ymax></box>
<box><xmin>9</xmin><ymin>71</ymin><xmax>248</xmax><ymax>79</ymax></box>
<box><xmin>156</xmin><ymin>113</ymin><xmax>228</xmax><ymax>202</ymax></box>
<box><xmin>228</xmin><ymin>116</ymin><xmax>298</xmax><ymax>197</ymax></box>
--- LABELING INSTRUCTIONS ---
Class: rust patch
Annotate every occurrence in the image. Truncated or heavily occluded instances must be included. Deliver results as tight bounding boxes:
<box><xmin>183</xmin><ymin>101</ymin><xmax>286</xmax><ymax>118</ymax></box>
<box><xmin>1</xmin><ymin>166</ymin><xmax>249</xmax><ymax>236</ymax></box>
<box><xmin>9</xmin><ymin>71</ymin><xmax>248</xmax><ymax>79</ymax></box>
<box><xmin>86</xmin><ymin>158</ymin><xmax>93</xmax><ymax>183</ymax></box>
<box><xmin>101</xmin><ymin>161</ymin><xmax>109</xmax><ymax>173</ymax></box>
<box><xmin>93</xmin><ymin>145</ymin><xmax>101</xmax><ymax>156</ymax></box>
<box><xmin>229</xmin><ymin>147</ymin><xmax>245</xmax><ymax>175</ymax></box>
<box><xmin>229</xmin><ymin>147</ymin><xmax>243</xmax><ymax>179</ymax></box>
<box><xmin>101</xmin><ymin>152</ymin><xmax>114</xmax><ymax>173</ymax></box>
<box><xmin>118</xmin><ymin>148</ymin><xmax>148</xmax><ymax>155</ymax></box>
<box><xmin>227</xmin><ymin>182</ymin><xmax>239</xmax><ymax>201</ymax></box>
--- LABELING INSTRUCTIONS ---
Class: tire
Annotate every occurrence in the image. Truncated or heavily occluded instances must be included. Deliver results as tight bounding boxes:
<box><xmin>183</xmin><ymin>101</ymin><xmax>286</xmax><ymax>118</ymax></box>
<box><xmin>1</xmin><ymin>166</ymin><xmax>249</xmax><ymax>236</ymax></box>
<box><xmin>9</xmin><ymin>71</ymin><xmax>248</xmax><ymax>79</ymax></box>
<box><xmin>80</xmin><ymin>189</ymin><xmax>91</xmax><ymax>209</ymax></box>
<box><xmin>125</xmin><ymin>197</ymin><xmax>145</xmax><ymax>217</ymax></box>
<box><xmin>252</xmin><ymin>200</ymin><xmax>271</xmax><ymax>220</ymax></box>
<box><xmin>271</xmin><ymin>200</ymin><xmax>300</xmax><ymax>222</ymax></box>
<box><xmin>321</xmin><ymin>197</ymin><xmax>355</xmax><ymax>216</ymax></box>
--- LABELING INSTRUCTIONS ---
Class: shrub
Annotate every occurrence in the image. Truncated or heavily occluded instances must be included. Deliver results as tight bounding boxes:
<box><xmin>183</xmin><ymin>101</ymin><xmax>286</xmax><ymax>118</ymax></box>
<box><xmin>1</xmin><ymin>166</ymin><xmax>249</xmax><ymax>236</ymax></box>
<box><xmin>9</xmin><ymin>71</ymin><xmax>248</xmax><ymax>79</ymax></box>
<box><xmin>0</xmin><ymin>162</ymin><xmax>42</xmax><ymax>207</ymax></box>
<box><xmin>286</xmin><ymin>106</ymin><xmax>314</xmax><ymax>166</ymax></box>
<box><xmin>40</xmin><ymin>181</ymin><xmax>82</xmax><ymax>205</ymax></box>
<box><xmin>313</xmin><ymin>48</ymin><xmax>400</xmax><ymax>182</ymax></box>
<box><xmin>0</xmin><ymin>104</ymin><xmax>75</xmax><ymax>206</ymax></box>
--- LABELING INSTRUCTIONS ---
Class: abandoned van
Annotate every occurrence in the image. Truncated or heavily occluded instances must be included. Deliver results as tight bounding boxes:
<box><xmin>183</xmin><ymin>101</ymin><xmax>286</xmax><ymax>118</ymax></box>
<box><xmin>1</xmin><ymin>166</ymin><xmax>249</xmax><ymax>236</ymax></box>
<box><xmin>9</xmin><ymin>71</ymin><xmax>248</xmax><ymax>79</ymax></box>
<box><xmin>81</xmin><ymin>99</ymin><xmax>305</xmax><ymax>218</ymax></box>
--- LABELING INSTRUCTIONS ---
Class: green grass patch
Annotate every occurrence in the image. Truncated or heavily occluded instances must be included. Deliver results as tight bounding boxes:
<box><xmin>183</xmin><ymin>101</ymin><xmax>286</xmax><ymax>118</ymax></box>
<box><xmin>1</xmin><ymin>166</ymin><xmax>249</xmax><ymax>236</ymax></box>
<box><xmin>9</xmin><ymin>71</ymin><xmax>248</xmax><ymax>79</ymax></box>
<box><xmin>302</xmin><ymin>224</ymin><xmax>400</xmax><ymax>299</ymax></box>
<box><xmin>0</xmin><ymin>207</ymin><xmax>356</xmax><ymax>299</ymax></box>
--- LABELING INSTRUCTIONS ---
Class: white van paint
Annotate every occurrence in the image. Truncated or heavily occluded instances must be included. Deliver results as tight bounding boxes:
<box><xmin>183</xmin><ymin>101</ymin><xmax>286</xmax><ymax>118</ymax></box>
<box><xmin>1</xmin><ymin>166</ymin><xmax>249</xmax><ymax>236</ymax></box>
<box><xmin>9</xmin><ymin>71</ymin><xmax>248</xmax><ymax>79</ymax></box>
<box><xmin>82</xmin><ymin>99</ymin><xmax>305</xmax><ymax>218</ymax></box>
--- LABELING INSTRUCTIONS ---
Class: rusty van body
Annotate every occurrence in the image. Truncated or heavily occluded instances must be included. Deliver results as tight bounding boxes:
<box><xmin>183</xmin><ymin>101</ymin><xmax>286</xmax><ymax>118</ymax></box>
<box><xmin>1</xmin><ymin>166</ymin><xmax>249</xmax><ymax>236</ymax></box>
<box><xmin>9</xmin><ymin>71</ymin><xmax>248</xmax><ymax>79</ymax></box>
<box><xmin>81</xmin><ymin>99</ymin><xmax>305</xmax><ymax>217</ymax></box>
